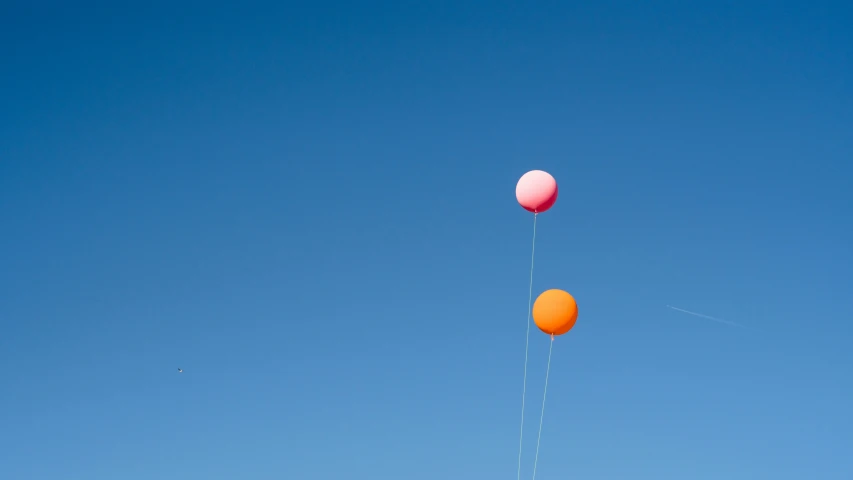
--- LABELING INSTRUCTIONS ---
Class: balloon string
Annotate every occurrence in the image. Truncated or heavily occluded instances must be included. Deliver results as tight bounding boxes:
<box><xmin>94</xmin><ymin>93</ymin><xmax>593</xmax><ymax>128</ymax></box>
<box><xmin>531</xmin><ymin>335</ymin><xmax>554</xmax><ymax>480</ymax></box>
<box><xmin>517</xmin><ymin>213</ymin><xmax>537</xmax><ymax>480</ymax></box>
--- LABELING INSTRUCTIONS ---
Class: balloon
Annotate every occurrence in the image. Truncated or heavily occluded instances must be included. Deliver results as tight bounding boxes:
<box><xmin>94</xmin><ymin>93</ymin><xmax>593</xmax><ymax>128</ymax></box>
<box><xmin>532</xmin><ymin>289</ymin><xmax>578</xmax><ymax>336</ymax></box>
<box><xmin>516</xmin><ymin>170</ymin><xmax>558</xmax><ymax>213</ymax></box>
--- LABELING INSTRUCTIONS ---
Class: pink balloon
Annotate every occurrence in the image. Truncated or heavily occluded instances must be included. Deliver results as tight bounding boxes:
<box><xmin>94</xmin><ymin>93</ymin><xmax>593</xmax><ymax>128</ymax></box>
<box><xmin>516</xmin><ymin>170</ymin><xmax>558</xmax><ymax>213</ymax></box>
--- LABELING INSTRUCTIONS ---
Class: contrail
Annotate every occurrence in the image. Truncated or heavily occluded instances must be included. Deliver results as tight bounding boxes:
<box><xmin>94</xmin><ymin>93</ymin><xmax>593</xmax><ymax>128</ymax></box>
<box><xmin>666</xmin><ymin>305</ymin><xmax>748</xmax><ymax>329</ymax></box>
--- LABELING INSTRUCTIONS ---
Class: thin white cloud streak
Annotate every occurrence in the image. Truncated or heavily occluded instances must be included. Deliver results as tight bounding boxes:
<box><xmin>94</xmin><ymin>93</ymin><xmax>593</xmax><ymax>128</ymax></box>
<box><xmin>665</xmin><ymin>305</ymin><xmax>749</xmax><ymax>329</ymax></box>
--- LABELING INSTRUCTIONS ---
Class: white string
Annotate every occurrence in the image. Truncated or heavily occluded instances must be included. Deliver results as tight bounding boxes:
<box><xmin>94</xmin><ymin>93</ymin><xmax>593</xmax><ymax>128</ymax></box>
<box><xmin>517</xmin><ymin>213</ymin><xmax>537</xmax><ymax>480</ymax></box>
<box><xmin>531</xmin><ymin>335</ymin><xmax>554</xmax><ymax>480</ymax></box>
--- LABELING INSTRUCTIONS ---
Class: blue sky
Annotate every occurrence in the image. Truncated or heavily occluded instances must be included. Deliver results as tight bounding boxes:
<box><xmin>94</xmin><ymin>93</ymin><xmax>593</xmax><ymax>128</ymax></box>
<box><xmin>1</xmin><ymin>1</ymin><xmax>851</xmax><ymax>479</ymax></box>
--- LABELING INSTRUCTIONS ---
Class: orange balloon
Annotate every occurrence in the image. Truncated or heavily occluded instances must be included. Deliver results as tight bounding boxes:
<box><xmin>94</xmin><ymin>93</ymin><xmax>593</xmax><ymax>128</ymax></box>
<box><xmin>532</xmin><ymin>289</ymin><xmax>578</xmax><ymax>336</ymax></box>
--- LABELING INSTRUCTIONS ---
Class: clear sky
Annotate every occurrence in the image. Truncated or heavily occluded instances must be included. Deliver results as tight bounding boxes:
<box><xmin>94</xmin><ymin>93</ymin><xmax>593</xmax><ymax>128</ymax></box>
<box><xmin>1</xmin><ymin>2</ymin><xmax>852</xmax><ymax>479</ymax></box>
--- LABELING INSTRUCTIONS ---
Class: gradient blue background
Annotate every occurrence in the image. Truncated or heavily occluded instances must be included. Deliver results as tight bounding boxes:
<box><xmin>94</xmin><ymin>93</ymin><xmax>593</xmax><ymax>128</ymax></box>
<box><xmin>2</xmin><ymin>1</ymin><xmax>851</xmax><ymax>479</ymax></box>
